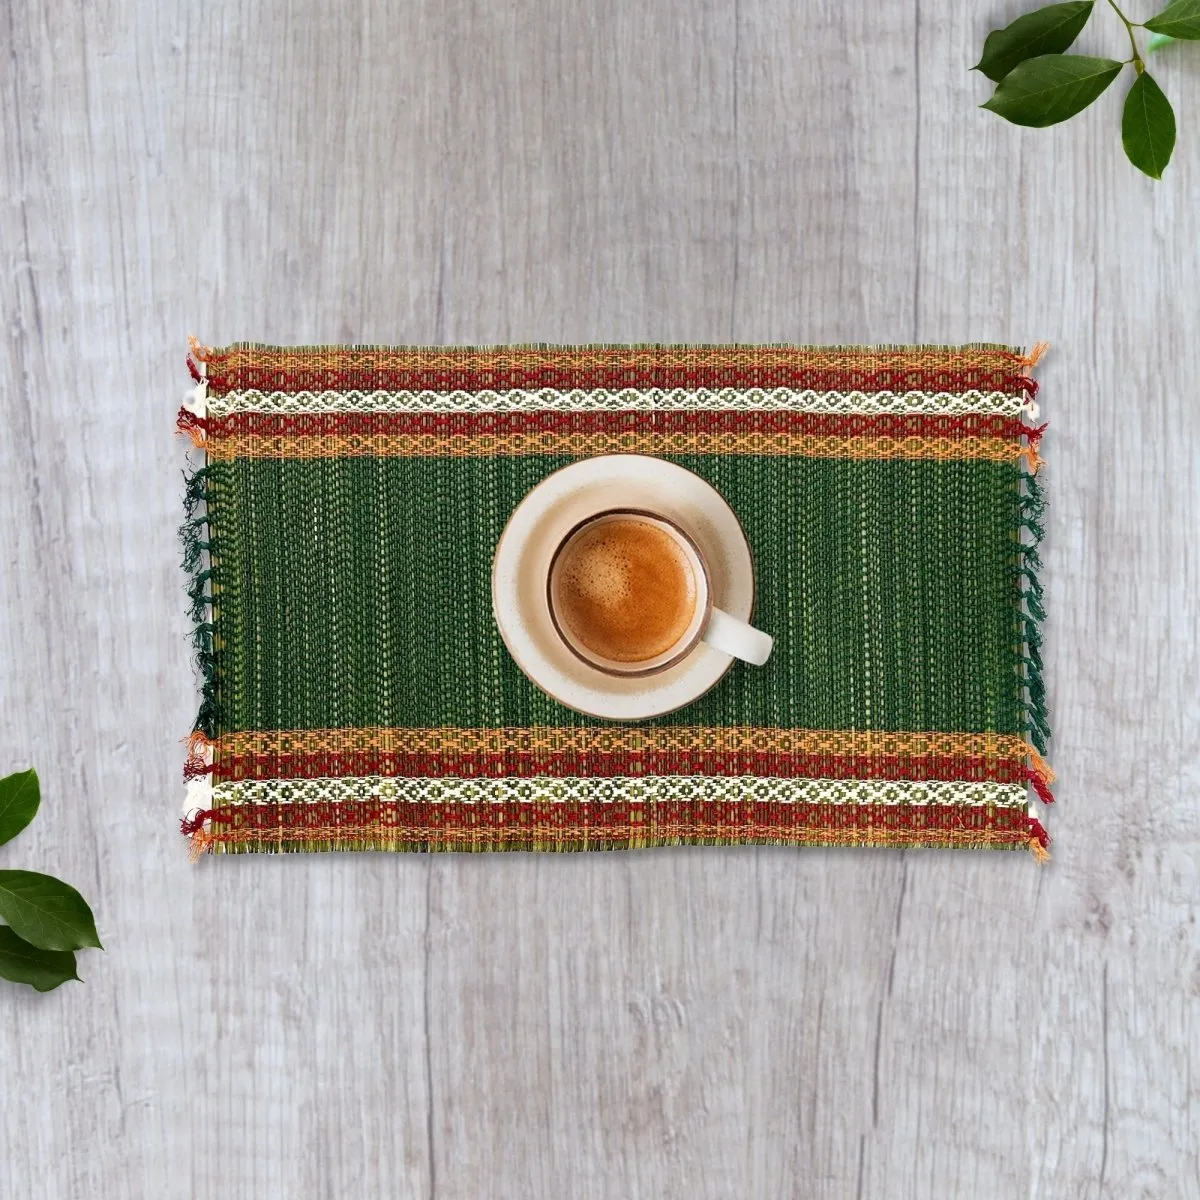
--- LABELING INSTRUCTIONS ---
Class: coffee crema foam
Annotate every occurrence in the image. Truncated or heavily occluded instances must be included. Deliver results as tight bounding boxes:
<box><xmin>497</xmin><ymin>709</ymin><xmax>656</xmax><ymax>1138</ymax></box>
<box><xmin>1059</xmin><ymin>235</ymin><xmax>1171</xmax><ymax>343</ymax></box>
<box><xmin>552</xmin><ymin>517</ymin><xmax>698</xmax><ymax>664</ymax></box>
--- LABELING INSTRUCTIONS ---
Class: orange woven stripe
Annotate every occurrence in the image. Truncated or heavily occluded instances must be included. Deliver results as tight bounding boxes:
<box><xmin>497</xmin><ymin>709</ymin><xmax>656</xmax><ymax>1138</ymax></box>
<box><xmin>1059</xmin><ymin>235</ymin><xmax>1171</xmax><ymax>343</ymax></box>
<box><xmin>200</xmin><ymin>727</ymin><xmax>1038</xmax><ymax>764</ymax></box>
<box><xmin>203</xmin><ymin>431</ymin><xmax>1031</xmax><ymax>463</ymax></box>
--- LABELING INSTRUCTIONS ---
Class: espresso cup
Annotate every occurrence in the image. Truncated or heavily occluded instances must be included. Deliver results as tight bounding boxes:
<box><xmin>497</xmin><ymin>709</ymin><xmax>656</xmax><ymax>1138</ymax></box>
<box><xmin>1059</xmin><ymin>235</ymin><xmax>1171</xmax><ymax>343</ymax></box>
<box><xmin>546</xmin><ymin>508</ymin><xmax>773</xmax><ymax>677</ymax></box>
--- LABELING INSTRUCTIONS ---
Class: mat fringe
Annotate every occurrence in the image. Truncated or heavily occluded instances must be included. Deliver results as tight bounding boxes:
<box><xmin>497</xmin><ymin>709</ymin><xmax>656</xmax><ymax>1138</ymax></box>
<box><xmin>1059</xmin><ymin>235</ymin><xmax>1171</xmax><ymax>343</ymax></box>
<box><xmin>1018</xmin><ymin>342</ymin><xmax>1051</xmax><ymax>370</ymax></box>
<box><xmin>1028</xmin><ymin>814</ymin><xmax>1051</xmax><ymax>862</ymax></box>
<box><xmin>1017</xmin><ymin>466</ymin><xmax>1051</xmax><ymax>760</ymax></box>
<box><xmin>180</xmin><ymin>466</ymin><xmax>218</xmax><ymax>738</ymax></box>
<box><xmin>1016</xmin><ymin>347</ymin><xmax>1053</xmax><ymax>841</ymax></box>
<box><xmin>177</xmin><ymin>407</ymin><xmax>208</xmax><ymax>448</ymax></box>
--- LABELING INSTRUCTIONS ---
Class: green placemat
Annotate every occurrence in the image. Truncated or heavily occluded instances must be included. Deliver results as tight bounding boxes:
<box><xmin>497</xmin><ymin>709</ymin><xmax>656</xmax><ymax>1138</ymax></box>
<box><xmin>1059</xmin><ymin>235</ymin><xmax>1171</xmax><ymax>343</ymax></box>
<box><xmin>178</xmin><ymin>341</ymin><xmax>1052</xmax><ymax>857</ymax></box>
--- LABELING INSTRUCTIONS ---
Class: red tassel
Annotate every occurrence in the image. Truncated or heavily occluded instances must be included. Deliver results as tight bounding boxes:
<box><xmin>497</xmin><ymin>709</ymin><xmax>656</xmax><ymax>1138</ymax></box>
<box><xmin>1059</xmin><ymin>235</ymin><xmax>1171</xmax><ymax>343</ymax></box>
<box><xmin>183</xmin><ymin>756</ymin><xmax>214</xmax><ymax>781</ymax></box>
<box><xmin>180</xmin><ymin>808</ymin><xmax>235</xmax><ymax>837</ymax></box>
<box><xmin>176</xmin><ymin>408</ymin><xmax>208</xmax><ymax>448</ymax></box>
<box><xmin>1027</xmin><ymin>771</ymin><xmax>1056</xmax><ymax>805</ymax></box>
<box><xmin>187</xmin><ymin>355</ymin><xmax>202</xmax><ymax>383</ymax></box>
<box><xmin>180</xmin><ymin>811</ymin><xmax>206</xmax><ymax>836</ymax></box>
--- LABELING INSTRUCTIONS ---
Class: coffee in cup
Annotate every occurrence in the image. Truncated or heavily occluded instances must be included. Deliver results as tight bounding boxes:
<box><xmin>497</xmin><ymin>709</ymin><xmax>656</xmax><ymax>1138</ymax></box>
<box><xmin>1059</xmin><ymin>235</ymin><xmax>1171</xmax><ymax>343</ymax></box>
<box><xmin>548</xmin><ymin>508</ymin><xmax>772</xmax><ymax>676</ymax></box>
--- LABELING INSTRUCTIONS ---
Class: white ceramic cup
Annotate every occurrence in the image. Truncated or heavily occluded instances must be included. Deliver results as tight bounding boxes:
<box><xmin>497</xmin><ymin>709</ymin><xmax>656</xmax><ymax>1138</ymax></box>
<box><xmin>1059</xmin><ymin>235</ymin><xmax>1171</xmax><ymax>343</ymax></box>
<box><xmin>545</xmin><ymin>507</ymin><xmax>773</xmax><ymax>677</ymax></box>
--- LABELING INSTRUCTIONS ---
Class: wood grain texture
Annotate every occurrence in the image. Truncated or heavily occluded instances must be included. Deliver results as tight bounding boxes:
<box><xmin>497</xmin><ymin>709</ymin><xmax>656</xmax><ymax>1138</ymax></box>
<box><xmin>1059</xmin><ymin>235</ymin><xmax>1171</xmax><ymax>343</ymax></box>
<box><xmin>1</xmin><ymin>0</ymin><xmax>1198</xmax><ymax>1195</ymax></box>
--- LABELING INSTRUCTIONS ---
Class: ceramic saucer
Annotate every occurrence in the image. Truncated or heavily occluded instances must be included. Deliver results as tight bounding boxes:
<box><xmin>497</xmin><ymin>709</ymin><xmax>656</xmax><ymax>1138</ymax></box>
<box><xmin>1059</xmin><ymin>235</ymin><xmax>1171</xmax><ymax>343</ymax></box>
<box><xmin>491</xmin><ymin>455</ymin><xmax>755</xmax><ymax>720</ymax></box>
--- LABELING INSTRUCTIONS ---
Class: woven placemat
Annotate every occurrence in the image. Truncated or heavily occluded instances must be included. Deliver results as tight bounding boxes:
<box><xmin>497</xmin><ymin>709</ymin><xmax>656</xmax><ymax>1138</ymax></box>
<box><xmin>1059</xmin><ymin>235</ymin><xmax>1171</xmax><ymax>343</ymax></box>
<box><xmin>178</xmin><ymin>341</ymin><xmax>1052</xmax><ymax>858</ymax></box>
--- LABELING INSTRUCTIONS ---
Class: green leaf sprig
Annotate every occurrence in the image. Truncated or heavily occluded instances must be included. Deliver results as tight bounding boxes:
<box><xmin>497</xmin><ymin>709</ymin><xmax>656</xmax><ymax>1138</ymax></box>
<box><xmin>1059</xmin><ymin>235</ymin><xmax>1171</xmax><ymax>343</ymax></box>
<box><xmin>975</xmin><ymin>0</ymin><xmax>1196</xmax><ymax>178</ymax></box>
<box><xmin>0</xmin><ymin>770</ymin><xmax>102</xmax><ymax>993</ymax></box>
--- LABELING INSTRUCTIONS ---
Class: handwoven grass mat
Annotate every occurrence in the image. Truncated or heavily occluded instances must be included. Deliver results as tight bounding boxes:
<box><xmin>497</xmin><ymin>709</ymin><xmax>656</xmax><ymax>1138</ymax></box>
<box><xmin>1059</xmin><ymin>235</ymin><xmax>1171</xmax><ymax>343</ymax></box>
<box><xmin>178</xmin><ymin>341</ymin><xmax>1052</xmax><ymax>858</ymax></box>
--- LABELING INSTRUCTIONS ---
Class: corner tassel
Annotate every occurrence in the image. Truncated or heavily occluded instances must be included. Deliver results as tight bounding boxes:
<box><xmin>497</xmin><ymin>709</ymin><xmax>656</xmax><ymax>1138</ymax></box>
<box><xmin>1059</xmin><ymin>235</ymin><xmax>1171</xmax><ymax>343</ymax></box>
<box><xmin>177</xmin><ymin>407</ymin><xmax>209</xmax><ymax>448</ymax></box>
<box><xmin>1027</xmin><ymin>815</ymin><xmax>1051</xmax><ymax>863</ymax></box>
<box><xmin>183</xmin><ymin>756</ymin><xmax>214</xmax><ymax>781</ymax></box>
<box><xmin>180</xmin><ymin>810</ymin><xmax>207</xmax><ymax>837</ymax></box>
<box><xmin>1018</xmin><ymin>341</ymin><xmax>1050</xmax><ymax>369</ymax></box>
<box><xmin>177</xmin><ymin>413</ymin><xmax>205</xmax><ymax>443</ymax></box>
<box><xmin>188</xmin><ymin>828</ymin><xmax>216</xmax><ymax>860</ymax></box>
<box><xmin>185</xmin><ymin>730</ymin><xmax>215</xmax><ymax>758</ymax></box>
<box><xmin>1028</xmin><ymin>746</ymin><xmax>1056</xmax><ymax>786</ymax></box>
<box><xmin>1027</xmin><ymin>770</ymin><xmax>1056</xmax><ymax>805</ymax></box>
<box><xmin>1019</xmin><ymin>443</ymin><xmax>1045</xmax><ymax>474</ymax></box>
<box><xmin>181</xmin><ymin>807</ymin><xmax>233</xmax><ymax>834</ymax></box>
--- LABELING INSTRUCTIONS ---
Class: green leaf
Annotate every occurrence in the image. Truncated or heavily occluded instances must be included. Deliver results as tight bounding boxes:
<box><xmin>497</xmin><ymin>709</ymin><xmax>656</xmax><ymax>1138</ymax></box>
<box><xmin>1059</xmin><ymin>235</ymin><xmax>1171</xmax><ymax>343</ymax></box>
<box><xmin>982</xmin><ymin>54</ymin><xmax>1123</xmax><ymax>128</ymax></box>
<box><xmin>0</xmin><ymin>925</ymin><xmax>79</xmax><ymax>992</ymax></box>
<box><xmin>1122</xmin><ymin>71</ymin><xmax>1176</xmax><ymax>178</ymax></box>
<box><xmin>975</xmin><ymin>2</ymin><xmax>1095</xmax><ymax>82</ymax></box>
<box><xmin>1145</xmin><ymin>0</ymin><xmax>1200</xmax><ymax>39</ymax></box>
<box><xmin>0</xmin><ymin>871</ymin><xmax>102</xmax><ymax>952</ymax></box>
<box><xmin>1147</xmin><ymin>32</ymin><xmax>1177</xmax><ymax>51</ymax></box>
<box><xmin>0</xmin><ymin>769</ymin><xmax>40</xmax><ymax>847</ymax></box>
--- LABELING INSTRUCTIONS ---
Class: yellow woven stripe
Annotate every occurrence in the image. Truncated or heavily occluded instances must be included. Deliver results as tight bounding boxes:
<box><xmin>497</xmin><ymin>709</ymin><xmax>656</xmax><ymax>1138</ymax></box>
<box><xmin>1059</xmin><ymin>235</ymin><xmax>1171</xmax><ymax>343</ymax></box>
<box><xmin>201</xmin><ymin>827</ymin><xmax>1032</xmax><ymax>853</ymax></box>
<box><xmin>204</xmin><ymin>344</ymin><xmax>1025</xmax><ymax>373</ymax></box>
<box><xmin>204</xmin><ymin>432</ymin><xmax>1028</xmax><ymax>463</ymax></box>
<box><xmin>203</xmin><ymin>727</ymin><xmax>1037</xmax><ymax>761</ymax></box>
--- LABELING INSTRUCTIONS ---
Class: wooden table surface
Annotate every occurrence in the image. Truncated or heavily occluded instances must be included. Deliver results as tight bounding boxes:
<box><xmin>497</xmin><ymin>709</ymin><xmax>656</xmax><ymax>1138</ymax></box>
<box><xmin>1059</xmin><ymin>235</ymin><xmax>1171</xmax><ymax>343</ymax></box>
<box><xmin>2</xmin><ymin>2</ymin><xmax>1198</xmax><ymax>1196</ymax></box>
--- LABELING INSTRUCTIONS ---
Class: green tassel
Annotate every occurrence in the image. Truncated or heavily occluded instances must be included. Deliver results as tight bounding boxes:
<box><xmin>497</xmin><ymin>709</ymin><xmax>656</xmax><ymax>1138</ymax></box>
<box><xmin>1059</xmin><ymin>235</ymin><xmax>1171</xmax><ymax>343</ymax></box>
<box><xmin>180</xmin><ymin>461</ymin><xmax>220</xmax><ymax>738</ymax></box>
<box><xmin>1017</xmin><ymin>470</ymin><xmax>1051</xmax><ymax>756</ymax></box>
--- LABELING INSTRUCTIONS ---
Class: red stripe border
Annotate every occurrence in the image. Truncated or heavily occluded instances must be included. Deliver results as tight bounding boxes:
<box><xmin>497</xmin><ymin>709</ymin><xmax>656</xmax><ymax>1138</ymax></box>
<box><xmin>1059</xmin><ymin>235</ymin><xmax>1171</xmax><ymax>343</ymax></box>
<box><xmin>208</xmin><ymin>750</ymin><xmax>1037</xmax><ymax>786</ymax></box>
<box><xmin>188</xmin><ymin>798</ymin><xmax>1048</xmax><ymax>853</ymax></box>
<box><xmin>197</xmin><ymin>351</ymin><xmax>1035</xmax><ymax>397</ymax></box>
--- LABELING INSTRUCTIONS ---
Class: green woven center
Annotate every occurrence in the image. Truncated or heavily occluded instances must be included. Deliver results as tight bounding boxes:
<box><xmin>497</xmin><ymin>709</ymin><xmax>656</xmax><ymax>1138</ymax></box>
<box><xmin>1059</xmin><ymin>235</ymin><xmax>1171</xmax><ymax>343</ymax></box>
<box><xmin>208</xmin><ymin>455</ymin><xmax>1022</xmax><ymax>734</ymax></box>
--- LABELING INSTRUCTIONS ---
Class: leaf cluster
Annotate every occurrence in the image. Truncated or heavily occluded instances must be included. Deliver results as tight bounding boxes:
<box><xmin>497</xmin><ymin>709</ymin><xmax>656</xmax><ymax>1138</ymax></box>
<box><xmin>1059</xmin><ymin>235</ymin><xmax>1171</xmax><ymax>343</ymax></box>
<box><xmin>976</xmin><ymin>0</ymin><xmax>1197</xmax><ymax>178</ymax></box>
<box><xmin>0</xmin><ymin>770</ymin><xmax>102</xmax><ymax>993</ymax></box>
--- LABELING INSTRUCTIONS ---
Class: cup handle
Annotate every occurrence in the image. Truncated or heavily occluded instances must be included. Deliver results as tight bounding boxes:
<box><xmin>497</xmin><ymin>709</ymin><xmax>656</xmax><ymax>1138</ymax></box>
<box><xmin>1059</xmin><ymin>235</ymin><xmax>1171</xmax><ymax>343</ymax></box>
<box><xmin>702</xmin><ymin>608</ymin><xmax>773</xmax><ymax>666</ymax></box>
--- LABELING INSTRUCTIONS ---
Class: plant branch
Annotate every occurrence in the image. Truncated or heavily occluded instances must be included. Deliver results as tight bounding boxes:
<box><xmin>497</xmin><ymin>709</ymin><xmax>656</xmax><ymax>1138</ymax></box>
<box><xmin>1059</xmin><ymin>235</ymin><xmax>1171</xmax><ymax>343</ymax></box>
<box><xmin>1106</xmin><ymin>0</ymin><xmax>1144</xmax><ymax>72</ymax></box>
<box><xmin>975</xmin><ymin>2</ymin><xmax>1182</xmax><ymax>180</ymax></box>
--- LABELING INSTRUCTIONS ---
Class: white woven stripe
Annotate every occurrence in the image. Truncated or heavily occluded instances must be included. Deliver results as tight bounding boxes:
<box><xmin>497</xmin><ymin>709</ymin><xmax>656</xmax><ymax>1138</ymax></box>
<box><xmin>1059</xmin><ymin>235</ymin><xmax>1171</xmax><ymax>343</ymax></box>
<box><xmin>210</xmin><ymin>776</ymin><xmax>1028</xmax><ymax>808</ymax></box>
<box><xmin>206</xmin><ymin>388</ymin><xmax>1029</xmax><ymax>417</ymax></box>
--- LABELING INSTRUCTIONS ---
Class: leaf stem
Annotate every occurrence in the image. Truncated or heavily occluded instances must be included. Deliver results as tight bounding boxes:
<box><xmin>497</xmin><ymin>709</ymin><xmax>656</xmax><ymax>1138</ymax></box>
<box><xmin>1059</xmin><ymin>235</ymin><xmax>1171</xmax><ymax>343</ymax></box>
<box><xmin>1106</xmin><ymin>0</ymin><xmax>1144</xmax><ymax>73</ymax></box>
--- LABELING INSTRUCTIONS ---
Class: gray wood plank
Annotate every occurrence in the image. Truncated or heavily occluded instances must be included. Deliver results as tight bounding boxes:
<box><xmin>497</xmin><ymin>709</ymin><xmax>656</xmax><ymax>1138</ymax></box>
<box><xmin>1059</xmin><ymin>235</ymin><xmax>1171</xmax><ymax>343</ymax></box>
<box><xmin>1</xmin><ymin>0</ymin><xmax>1197</xmax><ymax>1196</ymax></box>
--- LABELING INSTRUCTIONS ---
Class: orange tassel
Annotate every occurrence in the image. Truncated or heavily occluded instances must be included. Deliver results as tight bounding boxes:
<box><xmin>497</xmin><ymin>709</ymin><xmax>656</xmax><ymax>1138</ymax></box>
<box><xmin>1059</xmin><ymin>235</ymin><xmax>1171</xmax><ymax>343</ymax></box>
<box><xmin>188</xmin><ymin>829</ymin><xmax>216</xmax><ymax>861</ymax></box>
<box><xmin>187</xmin><ymin>334</ymin><xmax>212</xmax><ymax>362</ymax></box>
<box><xmin>1028</xmin><ymin>837</ymin><xmax>1050</xmax><ymax>864</ymax></box>
<box><xmin>1019</xmin><ymin>443</ymin><xmax>1045</xmax><ymax>473</ymax></box>
<box><xmin>1028</xmin><ymin>746</ymin><xmax>1056</xmax><ymax>786</ymax></box>
<box><xmin>185</xmin><ymin>730</ymin><xmax>214</xmax><ymax>757</ymax></box>
<box><xmin>1018</xmin><ymin>342</ymin><xmax>1050</xmax><ymax>369</ymax></box>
